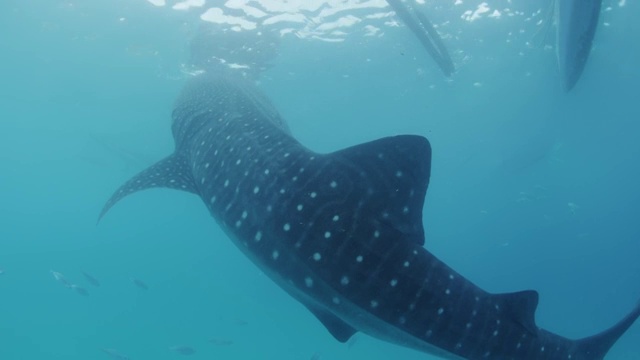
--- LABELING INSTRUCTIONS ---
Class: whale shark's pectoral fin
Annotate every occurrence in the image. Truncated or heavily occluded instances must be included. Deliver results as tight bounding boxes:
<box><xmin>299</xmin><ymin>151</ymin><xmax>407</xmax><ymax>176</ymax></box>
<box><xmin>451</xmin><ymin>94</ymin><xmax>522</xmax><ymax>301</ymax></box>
<box><xmin>495</xmin><ymin>290</ymin><xmax>540</xmax><ymax>336</ymax></box>
<box><xmin>98</xmin><ymin>153</ymin><xmax>198</xmax><ymax>221</ymax></box>
<box><xmin>303</xmin><ymin>301</ymin><xmax>357</xmax><ymax>343</ymax></box>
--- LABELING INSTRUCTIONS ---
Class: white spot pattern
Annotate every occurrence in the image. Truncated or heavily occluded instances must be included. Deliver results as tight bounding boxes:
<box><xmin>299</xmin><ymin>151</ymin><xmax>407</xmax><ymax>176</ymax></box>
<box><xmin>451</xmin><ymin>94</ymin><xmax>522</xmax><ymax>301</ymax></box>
<box><xmin>305</xmin><ymin>277</ymin><xmax>313</xmax><ymax>287</ymax></box>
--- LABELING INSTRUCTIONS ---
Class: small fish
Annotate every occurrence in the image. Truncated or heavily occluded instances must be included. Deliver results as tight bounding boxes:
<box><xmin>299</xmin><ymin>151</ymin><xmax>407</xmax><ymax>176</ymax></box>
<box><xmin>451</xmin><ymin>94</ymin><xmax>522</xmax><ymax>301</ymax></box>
<box><xmin>209</xmin><ymin>338</ymin><xmax>233</xmax><ymax>346</ymax></box>
<box><xmin>169</xmin><ymin>345</ymin><xmax>195</xmax><ymax>355</ymax></box>
<box><xmin>71</xmin><ymin>284</ymin><xmax>89</xmax><ymax>296</ymax></box>
<box><xmin>101</xmin><ymin>348</ymin><xmax>130</xmax><ymax>360</ymax></box>
<box><xmin>231</xmin><ymin>318</ymin><xmax>248</xmax><ymax>326</ymax></box>
<box><xmin>568</xmin><ymin>202</ymin><xmax>580</xmax><ymax>214</ymax></box>
<box><xmin>0</xmin><ymin>268</ymin><xmax>4</xmax><ymax>275</ymax></box>
<box><xmin>50</xmin><ymin>270</ymin><xmax>72</xmax><ymax>288</ymax></box>
<box><xmin>130</xmin><ymin>277</ymin><xmax>148</xmax><ymax>290</ymax></box>
<box><xmin>310</xmin><ymin>354</ymin><xmax>321</xmax><ymax>360</ymax></box>
<box><xmin>83</xmin><ymin>271</ymin><xmax>101</xmax><ymax>287</ymax></box>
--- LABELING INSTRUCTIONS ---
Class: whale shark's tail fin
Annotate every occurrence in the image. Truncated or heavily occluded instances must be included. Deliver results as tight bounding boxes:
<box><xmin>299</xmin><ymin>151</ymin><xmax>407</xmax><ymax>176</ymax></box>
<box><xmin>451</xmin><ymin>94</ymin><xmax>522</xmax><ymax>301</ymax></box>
<box><xmin>574</xmin><ymin>300</ymin><xmax>640</xmax><ymax>359</ymax></box>
<box><xmin>98</xmin><ymin>153</ymin><xmax>198</xmax><ymax>222</ymax></box>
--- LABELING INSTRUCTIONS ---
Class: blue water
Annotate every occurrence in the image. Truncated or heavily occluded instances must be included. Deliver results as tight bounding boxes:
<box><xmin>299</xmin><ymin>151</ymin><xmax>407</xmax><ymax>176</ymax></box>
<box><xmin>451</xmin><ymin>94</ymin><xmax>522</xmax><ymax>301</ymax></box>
<box><xmin>1</xmin><ymin>0</ymin><xmax>639</xmax><ymax>359</ymax></box>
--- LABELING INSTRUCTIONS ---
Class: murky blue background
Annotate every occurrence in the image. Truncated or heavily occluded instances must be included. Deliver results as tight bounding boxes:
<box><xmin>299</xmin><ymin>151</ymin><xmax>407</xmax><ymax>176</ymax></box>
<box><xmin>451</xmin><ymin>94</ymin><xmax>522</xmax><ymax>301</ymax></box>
<box><xmin>1</xmin><ymin>0</ymin><xmax>639</xmax><ymax>359</ymax></box>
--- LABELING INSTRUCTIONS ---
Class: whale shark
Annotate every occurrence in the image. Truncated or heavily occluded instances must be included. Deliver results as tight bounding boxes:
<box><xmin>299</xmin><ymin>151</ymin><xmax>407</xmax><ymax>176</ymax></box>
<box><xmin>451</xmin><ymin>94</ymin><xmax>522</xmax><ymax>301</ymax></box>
<box><xmin>99</xmin><ymin>71</ymin><xmax>639</xmax><ymax>359</ymax></box>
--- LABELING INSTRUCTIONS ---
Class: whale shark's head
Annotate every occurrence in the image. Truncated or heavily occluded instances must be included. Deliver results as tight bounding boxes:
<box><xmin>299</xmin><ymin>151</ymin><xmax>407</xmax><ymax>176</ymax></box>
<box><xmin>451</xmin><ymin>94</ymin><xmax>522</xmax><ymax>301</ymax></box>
<box><xmin>189</xmin><ymin>24</ymin><xmax>280</xmax><ymax>81</ymax></box>
<box><xmin>169</xmin><ymin>26</ymin><xmax>282</xmax><ymax>150</ymax></box>
<box><xmin>169</xmin><ymin>72</ymin><xmax>288</xmax><ymax>152</ymax></box>
<box><xmin>170</xmin><ymin>74</ymin><xmax>231</xmax><ymax>150</ymax></box>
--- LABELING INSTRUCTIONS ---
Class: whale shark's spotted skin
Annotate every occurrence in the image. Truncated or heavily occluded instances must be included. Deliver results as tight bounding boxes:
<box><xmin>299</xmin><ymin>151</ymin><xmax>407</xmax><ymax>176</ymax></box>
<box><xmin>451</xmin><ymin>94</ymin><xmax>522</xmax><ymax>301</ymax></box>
<box><xmin>101</xmin><ymin>73</ymin><xmax>640</xmax><ymax>360</ymax></box>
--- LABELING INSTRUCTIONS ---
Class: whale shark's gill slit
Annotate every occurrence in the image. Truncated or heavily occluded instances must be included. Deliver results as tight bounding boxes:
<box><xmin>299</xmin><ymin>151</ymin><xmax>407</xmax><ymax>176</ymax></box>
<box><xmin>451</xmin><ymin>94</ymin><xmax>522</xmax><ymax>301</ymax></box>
<box><xmin>98</xmin><ymin>153</ymin><xmax>197</xmax><ymax>221</ymax></box>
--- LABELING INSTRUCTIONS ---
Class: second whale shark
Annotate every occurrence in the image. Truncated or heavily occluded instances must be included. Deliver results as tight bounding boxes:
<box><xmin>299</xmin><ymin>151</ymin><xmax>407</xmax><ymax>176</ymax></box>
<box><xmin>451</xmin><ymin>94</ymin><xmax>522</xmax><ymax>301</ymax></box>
<box><xmin>100</xmin><ymin>40</ymin><xmax>639</xmax><ymax>360</ymax></box>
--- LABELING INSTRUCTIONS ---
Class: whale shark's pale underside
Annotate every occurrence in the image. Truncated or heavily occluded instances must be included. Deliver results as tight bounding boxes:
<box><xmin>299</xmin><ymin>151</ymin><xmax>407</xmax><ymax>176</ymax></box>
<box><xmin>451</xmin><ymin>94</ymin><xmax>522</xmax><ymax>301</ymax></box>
<box><xmin>100</xmin><ymin>73</ymin><xmax>639</xmax><ymax>359</ymax></box>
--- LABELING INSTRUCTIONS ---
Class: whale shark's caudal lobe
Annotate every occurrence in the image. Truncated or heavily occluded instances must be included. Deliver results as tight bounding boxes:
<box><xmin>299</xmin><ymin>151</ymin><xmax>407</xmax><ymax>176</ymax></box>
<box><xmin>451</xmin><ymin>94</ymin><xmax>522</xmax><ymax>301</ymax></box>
<box><xmin>100</xmin><ymin>73</ymin><xmax>639</xmax><ymax>360</ymax></box>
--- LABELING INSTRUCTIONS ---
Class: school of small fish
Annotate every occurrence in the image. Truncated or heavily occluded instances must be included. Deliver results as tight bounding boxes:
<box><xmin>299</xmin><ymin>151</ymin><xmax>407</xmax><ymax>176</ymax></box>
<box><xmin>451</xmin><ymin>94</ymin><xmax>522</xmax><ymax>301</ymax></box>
<box><xmin>0</xmin><ymin>268</ymin><xmax>327</xmax><ymax>358</ymax></box>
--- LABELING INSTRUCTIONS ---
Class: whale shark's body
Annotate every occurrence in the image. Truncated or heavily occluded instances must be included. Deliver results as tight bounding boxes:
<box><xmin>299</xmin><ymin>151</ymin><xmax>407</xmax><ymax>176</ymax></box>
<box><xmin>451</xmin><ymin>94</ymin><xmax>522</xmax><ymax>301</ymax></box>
<box><xmin>100</xmin><ymin>73</ymin><xmax>639</xmax><ymax>359</ymax></box>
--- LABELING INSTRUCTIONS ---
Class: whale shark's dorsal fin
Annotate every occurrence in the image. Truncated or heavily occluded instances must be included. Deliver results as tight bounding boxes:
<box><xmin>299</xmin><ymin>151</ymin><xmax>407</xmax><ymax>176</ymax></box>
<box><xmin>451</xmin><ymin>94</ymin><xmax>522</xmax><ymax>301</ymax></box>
<box><xmin>495</xmin><ymin>290</ymin><xmax>540</xmax><ymax>336</ymax></box>
<box><xmin>98</xmin><ymin>153</ymin><xmax>197</xmax><ymax>221</ymax></box>
<box><xmin>332</xmin><ymin>135</ymin><xmax>432</xmax><ymax>246</ymax></box>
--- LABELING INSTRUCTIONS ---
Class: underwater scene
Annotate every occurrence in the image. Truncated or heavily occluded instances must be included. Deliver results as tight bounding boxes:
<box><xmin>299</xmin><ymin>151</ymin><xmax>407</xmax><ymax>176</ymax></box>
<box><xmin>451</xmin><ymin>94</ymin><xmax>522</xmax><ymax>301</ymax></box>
<box><xmin>1</xmin><ymin>0</ymin><xmax>639</xmax><ymax>359</ymax></box>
